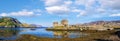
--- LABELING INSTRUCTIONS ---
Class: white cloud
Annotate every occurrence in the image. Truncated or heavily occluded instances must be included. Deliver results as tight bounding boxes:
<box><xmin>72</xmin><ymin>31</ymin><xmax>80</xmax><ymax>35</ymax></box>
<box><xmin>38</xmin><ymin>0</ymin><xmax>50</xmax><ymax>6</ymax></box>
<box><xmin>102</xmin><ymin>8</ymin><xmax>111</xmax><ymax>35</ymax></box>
<box><xmin>46</xmin><ymin>6</ymin><xmax>70</xmax><ymax>15</ymax></box>
<box><xmin>44</xmin><ymin>0</ymin><xmax>62</xmax><ymax>6</ymax></box>
<box><xmin>96</xmin><ymin>8</ymin><xmax>106</xmax><ymax>13</ymax></box>
<box><xmin>99</xmin><ymin>0</ymin><xmax>120</xmax><ymax>10</ymax></box>
<box><xmin>44</xmin><ymin>0</ymin><xmax>120</xmax><ymax>18</ymax></box>
<box><xmin>72</xmin><ymin>9</ymin><xmax>81</xmax><ymax>12</ymax></box>
<box><xmin>75</xmin><ymin>0</ymin><xmax>113</xmax><ymax>18</ymax></box>
<box><xmin>10</xmin><ymin>10</ymin><xmax>34</xmax><ymax>16</ymax></box>
<box><xmin>75</xmin><ymin>0</ymin><xmax>86</xmax><ymax>5</ymax></box>
<box><xmin>44</xmin><ymin>0</ymin><xmax>96</xmax><ymax>16</ymax></box>
<box><xmin>0</xmin><ymin>9</ymin><xmax>41</xmax><ymax>17</ymax></box>
<box><xmin>75</xmin><ymin>0</ymin><xmax>96</xmax><ymax>8</ymax></box>
<box><xmin>76</xmin><ymin>0</ymin><xmax>120</xmax><ymax>17</ymax></box>
<box><xmin>0</xmin><ymin>13</ymin><xmax>8</xmax><ymax>16</ymax></box>
<box><xmin>74</xmin><ymin>0</ymin><xmax>98</xmax><ymax>17</ymax></box>
<box><xmin>77</xmin><ymin>11</ymin><xmax>86</xmax><ymax>17</ymax></box>
<box><xmin>64</xmin><ymin>1</ymin><xmax>73</xmax><ymax>5</ymax></box>
<box><xmin>44</xmin><ymin>0</ymin><xmax>72</xmax><ymax>15</ymax></box>
<box><xmin>110</xmin><ymin>13</ymin><xmax>120</xmax><ymax>17</ymax></box>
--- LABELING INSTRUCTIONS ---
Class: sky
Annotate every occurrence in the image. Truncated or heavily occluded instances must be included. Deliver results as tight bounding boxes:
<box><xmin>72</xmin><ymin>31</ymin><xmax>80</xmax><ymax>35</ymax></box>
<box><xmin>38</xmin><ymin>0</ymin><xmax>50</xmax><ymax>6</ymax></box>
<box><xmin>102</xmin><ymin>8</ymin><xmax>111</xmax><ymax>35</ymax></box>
<box><xmin>0</xmin><ymin>0</ymin><xmax>120</xmax><ymax>27</ymax></box>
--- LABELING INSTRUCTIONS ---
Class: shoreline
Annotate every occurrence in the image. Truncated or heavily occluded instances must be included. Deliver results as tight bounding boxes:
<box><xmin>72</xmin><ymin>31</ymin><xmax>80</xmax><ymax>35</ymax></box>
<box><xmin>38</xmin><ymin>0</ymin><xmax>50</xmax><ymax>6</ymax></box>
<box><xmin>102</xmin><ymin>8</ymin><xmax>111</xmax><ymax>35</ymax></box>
<box><xmin>12</xmin><ymin>30</ymin><xmax>120</xmax><ymax>41</ymax></box>
<box><xmin>0</xmin><ymin>27</ymin><xmax>120</xmax><ymax>41</ymax></box>
<box><xmin>46</xmin><ymin>28</ymin><xmax>82</xmax><ymax>31</ymax></box>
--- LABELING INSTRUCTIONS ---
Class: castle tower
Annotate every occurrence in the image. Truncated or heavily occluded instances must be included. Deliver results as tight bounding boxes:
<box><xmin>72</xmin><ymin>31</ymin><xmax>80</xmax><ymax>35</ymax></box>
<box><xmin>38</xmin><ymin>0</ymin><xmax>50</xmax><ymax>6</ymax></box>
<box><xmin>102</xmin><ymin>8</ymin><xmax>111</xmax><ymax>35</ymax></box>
<box><xmin>61</xmin><ymin>19</ymin><xmax>68</xmax><ymax>27</ymax></box>
<box><xmin>53</xmin><ymin>22</ymin><xmax>58</xmax><ymax>27</ymax></box>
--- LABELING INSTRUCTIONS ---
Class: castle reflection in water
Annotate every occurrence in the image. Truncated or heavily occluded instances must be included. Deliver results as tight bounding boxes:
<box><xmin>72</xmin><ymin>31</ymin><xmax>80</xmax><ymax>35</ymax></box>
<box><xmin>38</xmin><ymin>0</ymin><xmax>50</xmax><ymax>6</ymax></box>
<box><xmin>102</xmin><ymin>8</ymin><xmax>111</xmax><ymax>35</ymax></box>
<box><xmin>53</xmin><ymin>31</ymin><xmax>88</xmax><ymax>38</ymax></box>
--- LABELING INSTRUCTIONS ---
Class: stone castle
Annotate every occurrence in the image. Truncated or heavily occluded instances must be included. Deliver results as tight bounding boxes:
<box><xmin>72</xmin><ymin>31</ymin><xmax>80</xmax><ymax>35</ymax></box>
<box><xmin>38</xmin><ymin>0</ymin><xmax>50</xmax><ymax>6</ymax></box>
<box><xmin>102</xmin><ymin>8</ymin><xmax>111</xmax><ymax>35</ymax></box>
<box><xmin>53</xmin><ymin>19</ymin><xmax>68</xmax><ymax>27</ymax></box>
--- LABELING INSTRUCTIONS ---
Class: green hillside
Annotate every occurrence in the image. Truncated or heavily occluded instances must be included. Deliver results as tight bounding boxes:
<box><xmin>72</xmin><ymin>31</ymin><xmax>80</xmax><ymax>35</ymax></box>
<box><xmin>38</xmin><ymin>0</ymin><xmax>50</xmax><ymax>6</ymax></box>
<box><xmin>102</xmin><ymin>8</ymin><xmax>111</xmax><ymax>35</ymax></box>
<box><xmin>0</xmin><ymin>17</ymin><xmax>21</xmax><ymax>27</ymax></box>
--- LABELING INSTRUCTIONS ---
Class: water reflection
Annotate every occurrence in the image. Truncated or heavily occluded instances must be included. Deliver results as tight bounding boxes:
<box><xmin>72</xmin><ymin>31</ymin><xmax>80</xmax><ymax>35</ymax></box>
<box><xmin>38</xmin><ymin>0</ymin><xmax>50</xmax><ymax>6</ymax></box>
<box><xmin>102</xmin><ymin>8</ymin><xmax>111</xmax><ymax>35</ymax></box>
<box><xmin>54</xmin><ymin>31</ymin><xmax>69</xmax><ymax>38</ymax></box>
<box><xmin>0</xmin><ymin>28</ymin><xmax>88</xmax><ymax>40</ymax></box>
<box><xmin>0</xmin><ymin>28</ymin><xmax>20</xmax><ymax>40</ymax></box>
<box><xmin>20</xmin><ymin>28</ymin><xmax>88</xmax><ymax>38</ymax></box>
<box><xmin>52</xmin><ymin>31</ymin><xmax>88</xmax><ymax>38</ymax></box>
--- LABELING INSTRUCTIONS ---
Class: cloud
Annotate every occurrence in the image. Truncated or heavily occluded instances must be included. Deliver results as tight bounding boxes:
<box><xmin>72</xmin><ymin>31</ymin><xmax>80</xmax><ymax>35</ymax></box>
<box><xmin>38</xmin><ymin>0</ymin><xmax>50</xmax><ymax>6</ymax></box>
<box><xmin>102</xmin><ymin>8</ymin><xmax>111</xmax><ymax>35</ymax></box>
<box><xmin>0</xmin><ymin>9</ymin><xmax>41</xmax><ymax>17</ymax></box>
<box><xmin>75</xmin><ymin>0</ymin><xmax>86</xmax><ymax>5</ymax></box>
<box><xmin>44</xmin><ymin>0</ymin><xmax>120</xmax><ymax>18</ymax></box>
<box><xmin>96</xmin><ymin>8</ymin><xmax>106</xmax><ymax>13</ymax></box>
<box><xmin>109</xmin><ymin>13</ymin><xmax>120</xmax><ymax>17</ymax></box>
<box><xmin>99</xmin><ymin>0</ymin><xmax>120</xmax><ymax>10</ymax></box>
<box><xmin>46</xmin><ymin>6</ymin><xmax>70</xmax><ymax>15</ymax></box>
<box><xmin>44</xmin><ymin>0</ymin><xmax>63</xmax><ymax>6</ymax></box>
<box><xmin>44</xmin><ymin>0</ymin><xmax>72</xmax><ymax>15</ymax></box>
<box><xmin>0</xmin><ymin>13</ymin><xmax>9</xmax><ymax>16</ymax></box>
<box><xmin>64</xmin><ymin>1</ymin><xmax>73</xmax><ymax>5</ymax></box>
<box><xmin>75</xmin><ymin>0</ymin><xmax>96</xmax><ymax>8</ymax></box>
<box><xmin>44</xmin><ymin>0</ymin><xmax>80</xmax><ymax>15</ymax></box>
<box><xmin>44</xmin><ymin>0</ymin><xmax>97</xmax><ymax>16</ymax></box>
<box><xmin>77</xmin><ymin>11</ymin><xmax>86</xmax><ymax>17</ymax></box>
<box><xmin>75</xmin><ymin>0</ymin><xmax>100</xmax><ymax>17</ymax></box>
<box><xmin>72</xmin><ymin>9</ymin><xmax>82</xmax><ymax>12</ymax></box>
<box><xmin>76</xmin><ymin>0</ymin><xmax>120</xmax><ymax>17</ymax></box>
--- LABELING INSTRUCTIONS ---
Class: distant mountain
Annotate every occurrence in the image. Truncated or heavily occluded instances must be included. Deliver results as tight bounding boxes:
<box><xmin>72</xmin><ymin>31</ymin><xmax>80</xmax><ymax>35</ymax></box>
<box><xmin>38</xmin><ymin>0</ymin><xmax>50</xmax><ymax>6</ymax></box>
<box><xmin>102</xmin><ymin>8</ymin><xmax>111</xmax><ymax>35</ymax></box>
<box><xmin>0</xmin><ymin>17</ymin><xmax>21</xmax><ymax>27</ymax></box>
<box><xmin>30</xmin><ymin>24</ymin><xmax>42</xmax><ymax>27</ymax></box>
<box><xmin>84</xmin><ymin>21</ymin><xmax>108</xmax><ymax>25</ymax></box>
<box><xmin>110</xmin><ymin>20</ymin><xmax>120</xmax><ymax>23</ymax></box>
<box><xmin>86</xmin><ymin>20</ymin><xmax>120</xmax><ymax>25</ymax></box>
<box><xmin>83</xmin><ymin>20</ymin><xmax>120</xmax><ymax>28</ymax></box>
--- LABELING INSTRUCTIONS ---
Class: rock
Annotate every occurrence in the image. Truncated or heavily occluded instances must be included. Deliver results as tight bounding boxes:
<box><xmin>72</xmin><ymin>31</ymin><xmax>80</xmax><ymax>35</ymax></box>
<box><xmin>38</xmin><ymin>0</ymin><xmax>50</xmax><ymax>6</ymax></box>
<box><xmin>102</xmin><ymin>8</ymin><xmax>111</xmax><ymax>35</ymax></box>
<box><xmin>115</xmin><ymin>31</ymin><xmax>120</xmax><ymax>38</ymax></box>
<box><xmin>0</xmin><ymin>30</ymin><xmax>4</xmax><ymax>32</ymax></box>
<box><xmin>107</xmin><ymin>35</ymin><xmax>120</xmax><ymax>41</ymax></box>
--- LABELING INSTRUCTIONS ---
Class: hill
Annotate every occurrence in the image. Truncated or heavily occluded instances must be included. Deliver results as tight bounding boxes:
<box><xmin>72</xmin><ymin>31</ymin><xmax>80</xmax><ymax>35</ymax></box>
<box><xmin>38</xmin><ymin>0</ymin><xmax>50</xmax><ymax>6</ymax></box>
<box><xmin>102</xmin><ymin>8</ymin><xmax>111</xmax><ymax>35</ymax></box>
<box><xmin>0</xmin><ymin>17</ymin><xmax>21</xmax><ymax>27</ymax></box>
<box><xmin>82</xmin><ymin>20</ymin><xmax>120</xmax><ymax>28</ymax></box>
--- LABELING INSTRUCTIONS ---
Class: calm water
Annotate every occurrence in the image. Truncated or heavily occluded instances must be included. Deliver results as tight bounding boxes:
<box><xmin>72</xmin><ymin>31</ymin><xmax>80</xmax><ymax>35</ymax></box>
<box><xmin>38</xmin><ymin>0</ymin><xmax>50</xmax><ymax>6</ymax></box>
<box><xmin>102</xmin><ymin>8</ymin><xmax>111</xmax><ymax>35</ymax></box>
<box><xmin>0</xmin><ymin>27</ymin><xmax>88</xmax><ymax>40</ymax></box>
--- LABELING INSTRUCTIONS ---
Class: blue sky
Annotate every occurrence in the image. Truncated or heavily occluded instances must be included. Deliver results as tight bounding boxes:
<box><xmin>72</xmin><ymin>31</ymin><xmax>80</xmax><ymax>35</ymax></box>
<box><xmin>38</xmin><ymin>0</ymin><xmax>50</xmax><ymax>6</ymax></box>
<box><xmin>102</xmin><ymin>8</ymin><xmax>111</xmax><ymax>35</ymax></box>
<box><xmin>0</xmin><ymin>0</ymin><xmax>120</xmax><ymax>27</ymax></box>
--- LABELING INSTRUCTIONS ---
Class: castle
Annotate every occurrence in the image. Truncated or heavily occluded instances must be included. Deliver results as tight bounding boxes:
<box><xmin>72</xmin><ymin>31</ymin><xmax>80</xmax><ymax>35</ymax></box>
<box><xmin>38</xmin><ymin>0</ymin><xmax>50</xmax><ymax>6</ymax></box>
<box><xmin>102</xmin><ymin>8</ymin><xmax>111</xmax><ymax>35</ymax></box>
<box><xmin>53</xmin><ymin>19</ymin><xmax>68</xmax><ymax>27</ymax></box>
